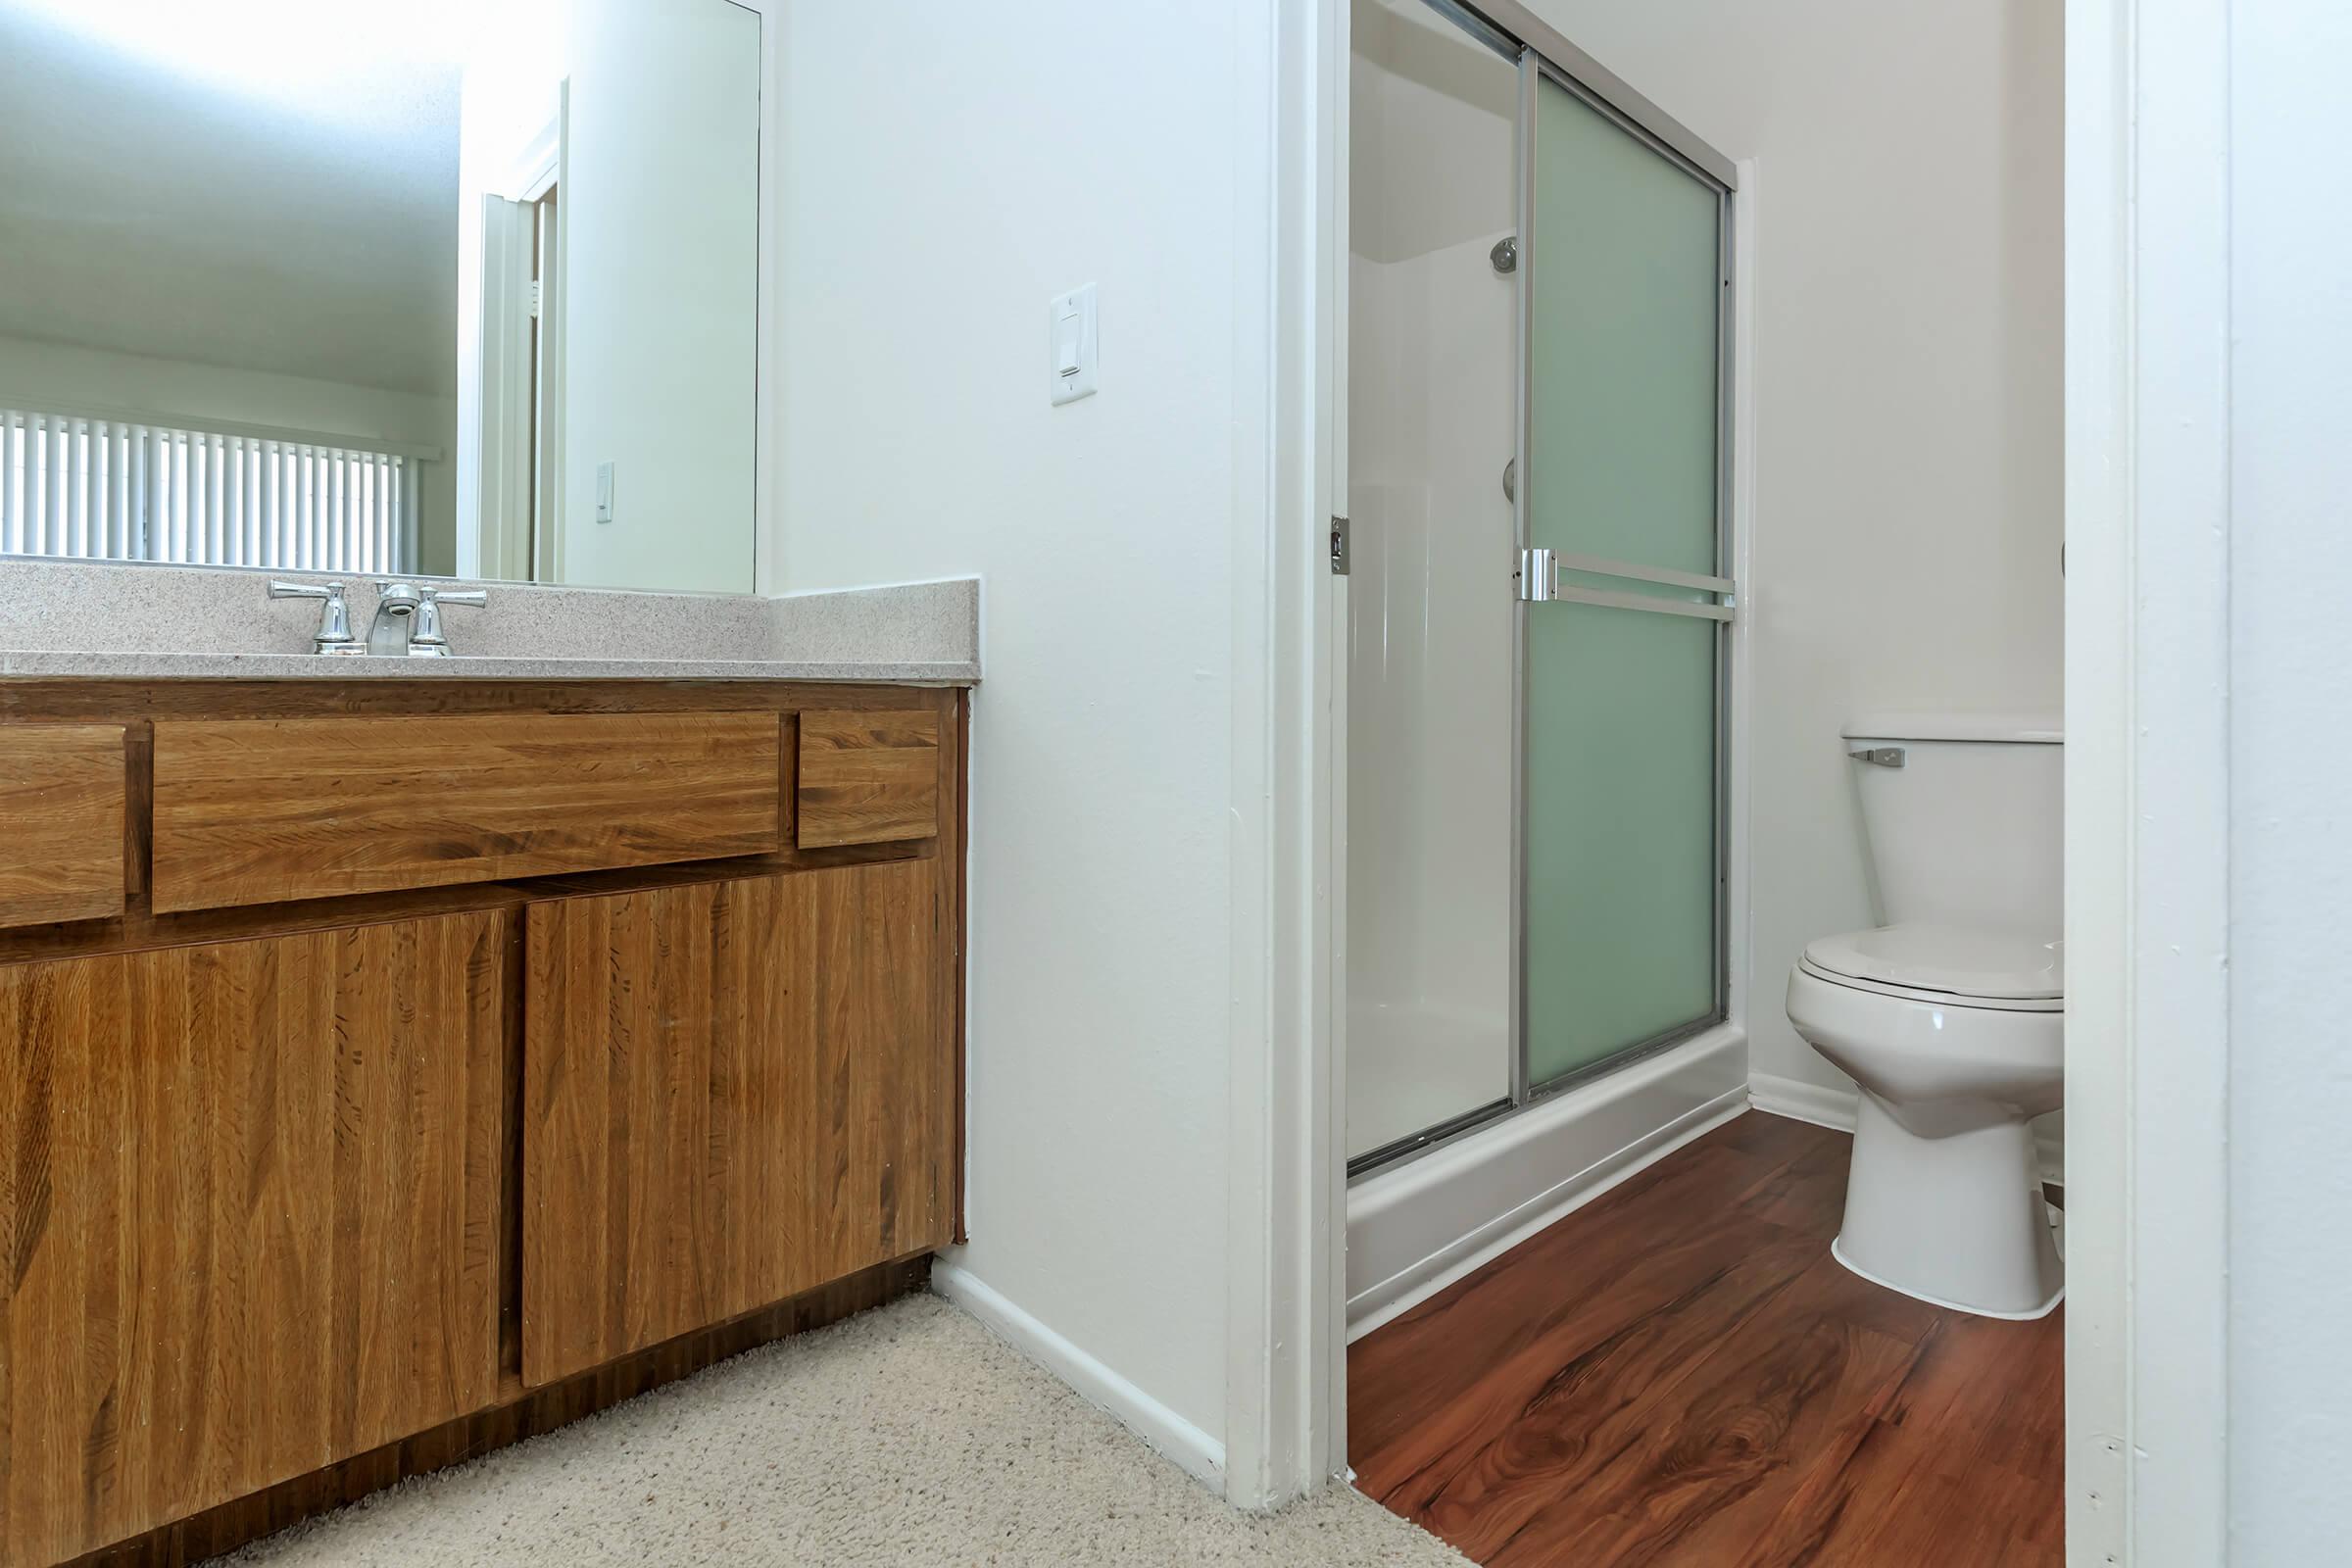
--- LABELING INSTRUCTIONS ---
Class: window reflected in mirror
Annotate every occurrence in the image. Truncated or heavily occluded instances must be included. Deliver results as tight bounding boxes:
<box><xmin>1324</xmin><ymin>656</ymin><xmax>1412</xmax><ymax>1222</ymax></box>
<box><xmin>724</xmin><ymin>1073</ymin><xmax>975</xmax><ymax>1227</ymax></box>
<box><xmin>0</xmin><ymin>0</ymin><xmax>760</xmax><ymax>593</ymax></box>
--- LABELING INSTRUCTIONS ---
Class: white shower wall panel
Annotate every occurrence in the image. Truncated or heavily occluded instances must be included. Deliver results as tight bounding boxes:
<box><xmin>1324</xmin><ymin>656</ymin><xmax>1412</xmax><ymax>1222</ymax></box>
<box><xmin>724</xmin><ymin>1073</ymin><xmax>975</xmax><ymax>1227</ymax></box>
<box><xmin>1346</xmin><ymin>232</ymin><xmax>1517</xmax><ymax>1157</ymax></box>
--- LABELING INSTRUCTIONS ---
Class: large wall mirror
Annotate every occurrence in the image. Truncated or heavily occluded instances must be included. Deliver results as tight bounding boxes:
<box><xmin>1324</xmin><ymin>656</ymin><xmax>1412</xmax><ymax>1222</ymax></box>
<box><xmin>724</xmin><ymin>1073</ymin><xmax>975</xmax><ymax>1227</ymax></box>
<box><xmin>0</xmin><ymin>0</ymin><xmax>762</xmax><ymax>594</ymax></box>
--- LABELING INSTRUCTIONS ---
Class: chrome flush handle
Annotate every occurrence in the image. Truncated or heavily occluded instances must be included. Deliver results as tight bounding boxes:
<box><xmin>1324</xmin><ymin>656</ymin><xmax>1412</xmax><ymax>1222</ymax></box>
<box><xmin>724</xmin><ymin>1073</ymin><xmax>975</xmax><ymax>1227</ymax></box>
<box><xmin>1848</xmin><ymin>747</ymin><xmax>1906</xmax><ymax>768</ymax></box>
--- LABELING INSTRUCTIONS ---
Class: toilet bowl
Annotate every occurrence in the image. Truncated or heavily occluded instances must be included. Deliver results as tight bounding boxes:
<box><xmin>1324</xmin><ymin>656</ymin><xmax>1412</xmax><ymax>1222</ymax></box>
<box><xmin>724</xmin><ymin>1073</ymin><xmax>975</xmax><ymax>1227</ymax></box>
<box><xmin>1784</xmin><ymin>716</ymin><xmax>2065</xmax><ymax>1319</ymax></box>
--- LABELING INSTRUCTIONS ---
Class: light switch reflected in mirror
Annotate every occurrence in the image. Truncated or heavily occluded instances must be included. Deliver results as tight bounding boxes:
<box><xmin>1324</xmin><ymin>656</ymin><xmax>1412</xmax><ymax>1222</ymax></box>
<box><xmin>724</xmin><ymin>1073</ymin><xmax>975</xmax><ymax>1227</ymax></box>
<box><xmin>0</xmin><ymin>0</ymin><xmax>760</xmax><ymax>594</ymax></box>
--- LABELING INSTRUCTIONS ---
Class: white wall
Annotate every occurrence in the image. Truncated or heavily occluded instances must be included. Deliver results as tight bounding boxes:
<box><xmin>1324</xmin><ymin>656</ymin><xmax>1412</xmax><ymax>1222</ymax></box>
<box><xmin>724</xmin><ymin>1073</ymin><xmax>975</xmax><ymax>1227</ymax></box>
<box><xmin>2226</xmin><ymin>0</ymin><xmax>2352</xmax><ymax>1552</ymax></box>
<box><xmin>1346</xmin><ymin>237</ymin><xmax>1516</xmax><ymax>1157</ymax></box>
<box><xmin>558</xmin><ymin>0</ymin><xmax>760</xmax><ymax>594</ymax></box>
<box><xmin>1513</xmin><ymin>0</ymin><xmax>2064</xmax><ymax>1106</ymax></box>
<box><xmin>771</xmin><ymin>2</ymin><xmax>1242</xmax><ymax>1467</ymax></box>
<box><xmin>0</xmin><ymin>332</ymin><xmax>460</xmax><ymax>573</ymax></box>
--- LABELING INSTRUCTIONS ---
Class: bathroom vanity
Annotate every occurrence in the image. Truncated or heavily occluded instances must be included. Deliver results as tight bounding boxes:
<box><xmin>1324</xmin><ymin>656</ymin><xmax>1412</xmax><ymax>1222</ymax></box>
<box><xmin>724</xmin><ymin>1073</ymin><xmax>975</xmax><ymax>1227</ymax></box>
<box><xmin>0</xmin><ymin>0</ymin><xmax>988</xmax><ymax>1555</ymax></box>
<box><xmin>0</xmin><ymin>590</ymin><xmax>975</xmax><ymax>1566</ymax></box>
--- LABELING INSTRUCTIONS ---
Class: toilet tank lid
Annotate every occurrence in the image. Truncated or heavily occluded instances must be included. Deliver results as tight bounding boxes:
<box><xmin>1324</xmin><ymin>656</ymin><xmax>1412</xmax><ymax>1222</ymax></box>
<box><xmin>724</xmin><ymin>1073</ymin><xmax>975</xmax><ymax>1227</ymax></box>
<box><xmin>1842</xmin><ymin>711</ymin><xmax>2062</xmax><ymax>744</ymax></box>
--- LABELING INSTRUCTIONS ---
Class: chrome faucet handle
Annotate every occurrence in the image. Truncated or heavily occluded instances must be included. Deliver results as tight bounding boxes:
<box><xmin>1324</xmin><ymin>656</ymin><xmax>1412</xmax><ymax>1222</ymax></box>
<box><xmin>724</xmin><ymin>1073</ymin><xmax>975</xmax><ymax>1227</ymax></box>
<box><xmin>268</xmin><ymin>579</ymin><xmax>361</xmax><ymax>654</ymax></box>
<box><xmin>407</xmin><ymin>585</ymin><xmax>487</xmax><ymax>657</ymax></box>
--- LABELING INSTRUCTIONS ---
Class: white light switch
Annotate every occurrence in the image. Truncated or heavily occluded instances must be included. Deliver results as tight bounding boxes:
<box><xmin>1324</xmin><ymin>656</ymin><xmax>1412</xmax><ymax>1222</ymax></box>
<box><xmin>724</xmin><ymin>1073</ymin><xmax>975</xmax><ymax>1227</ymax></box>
<box><xmin>595</xmin><ymin>462</ymin><xmax>614</xmax><ymax>523</ymax></box>
<box><xmin>1050</xmin><ymin>283</ymin><xmax>1098</xmax><ymax>405</ymax></box>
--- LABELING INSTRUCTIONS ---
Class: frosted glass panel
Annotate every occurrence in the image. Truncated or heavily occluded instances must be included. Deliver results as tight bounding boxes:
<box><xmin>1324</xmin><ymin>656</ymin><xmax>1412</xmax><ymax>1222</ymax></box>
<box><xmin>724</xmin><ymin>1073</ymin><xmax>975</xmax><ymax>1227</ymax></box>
<box><xmin>1524</xmin><ymin>606</ymin><xmax>1717</xmax><ymax>1082</ymax></box>
<box><xmin>1528</xmin><ymin>77</ymin><xmax>1721</xmax><ymax>574</ymax></box>
<box><xmin>1522</xmin><ymin>72</ymin><xmax>1723</xmax><ymax>1086</ymax></box>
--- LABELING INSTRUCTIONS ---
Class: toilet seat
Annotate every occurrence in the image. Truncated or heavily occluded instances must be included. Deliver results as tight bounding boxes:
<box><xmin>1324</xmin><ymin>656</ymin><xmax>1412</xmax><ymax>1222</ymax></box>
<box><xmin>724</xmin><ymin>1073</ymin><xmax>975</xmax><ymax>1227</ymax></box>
<box><xmin>1800</xmin><ymin>922</ymin><xmax>2062</xmax><ymax>1011</ymax></box>
<box><xmin>1795</xmin><ymin>957</ymin><xmax>2063</xmax><ymax>1014</ymax></box>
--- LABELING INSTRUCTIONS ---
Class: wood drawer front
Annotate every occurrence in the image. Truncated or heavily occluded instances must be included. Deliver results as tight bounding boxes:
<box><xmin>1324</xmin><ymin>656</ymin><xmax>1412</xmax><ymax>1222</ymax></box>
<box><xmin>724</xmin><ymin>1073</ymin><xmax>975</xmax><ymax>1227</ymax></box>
<box><xmin>522</xmin><ymin>859</ymin><xmax>949</xmax><ymax>1386</ymax></box>
<box><xmin>0</xmin><ymin>910</ymin><xmax>508</xmax><ymax>1566</ymax></box>
<box><xmin>0</xmin><ymin>724</ymin><xmax>125</xmax><ymax>929</ymax></box>
<box><xmin>151</xmin><ymin>710</ymin><xmax>781</xmax><ymax>912</ymax></box>
<box><xmin>796</xmin><ymin>708</ymin><xmax>941</xmax><ymax>848</ymax></box>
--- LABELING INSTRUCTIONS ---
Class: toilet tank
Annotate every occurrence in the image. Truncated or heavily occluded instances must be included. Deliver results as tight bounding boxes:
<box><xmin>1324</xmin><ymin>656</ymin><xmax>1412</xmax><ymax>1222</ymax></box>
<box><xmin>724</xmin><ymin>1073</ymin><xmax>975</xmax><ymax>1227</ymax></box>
<box><xmin>1843</xmin><ymin>713</ymin><xmax>2062</xmax><ymax>938</ymax></box>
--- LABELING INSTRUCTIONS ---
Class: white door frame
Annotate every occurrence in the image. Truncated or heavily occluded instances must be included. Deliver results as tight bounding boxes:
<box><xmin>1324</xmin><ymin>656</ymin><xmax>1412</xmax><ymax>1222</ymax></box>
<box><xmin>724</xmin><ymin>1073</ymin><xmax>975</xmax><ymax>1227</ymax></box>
<box><xmin>2064</xmin><ymin>0</ymin><xmax>2233</xmax><ymax>1560</ymax></box>
<box><xmin>1223</xmin><ymin>0</ymin><xmax>1348</xmax><ymax>1509</ymax></box>
<box><xmin>1232</xmin><ymin>0</ymin><xmax>1756</xmax><ymax>1510</ymax></box>
<box><xmin>1241</xmin><ymin>0</ymin><xmax>2242</xmax><ymax>1548</ymax></box>
<box><xmin>473</xmin><ymin>193</ymin><xmax>537</xmax><ymax>584</ymax></box>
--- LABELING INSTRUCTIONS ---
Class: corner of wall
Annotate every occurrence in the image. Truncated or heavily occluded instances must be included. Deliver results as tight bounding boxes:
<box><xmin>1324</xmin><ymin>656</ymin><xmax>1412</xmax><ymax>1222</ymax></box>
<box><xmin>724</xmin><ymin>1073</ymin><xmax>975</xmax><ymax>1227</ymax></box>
<box><xmin>930</xmin><ymin>1260</ymin><xmax>1226</xmax><ymax>1489</ymax></box>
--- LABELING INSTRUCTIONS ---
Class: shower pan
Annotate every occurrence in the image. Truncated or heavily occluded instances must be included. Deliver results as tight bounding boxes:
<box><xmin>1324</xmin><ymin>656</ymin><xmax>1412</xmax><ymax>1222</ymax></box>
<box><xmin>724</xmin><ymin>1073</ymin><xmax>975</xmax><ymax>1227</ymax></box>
<box><xmin>1345</xmin><ymin>0</ymin><xmax>1738</xmax><ymax>1179</ymax></box>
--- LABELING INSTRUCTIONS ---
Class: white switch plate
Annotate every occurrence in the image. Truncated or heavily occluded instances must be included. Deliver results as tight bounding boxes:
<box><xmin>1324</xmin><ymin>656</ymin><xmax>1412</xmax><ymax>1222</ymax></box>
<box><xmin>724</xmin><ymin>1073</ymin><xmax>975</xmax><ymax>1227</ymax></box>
<box><xmin>1050</xmin><ymin>283</ymin><xmax>1098</xmax><ymax>405</ymax></box>
<box><xmin>595</xmin><ymin>462</ymin><xmax>614</xmax><ymax>523</ymax></box>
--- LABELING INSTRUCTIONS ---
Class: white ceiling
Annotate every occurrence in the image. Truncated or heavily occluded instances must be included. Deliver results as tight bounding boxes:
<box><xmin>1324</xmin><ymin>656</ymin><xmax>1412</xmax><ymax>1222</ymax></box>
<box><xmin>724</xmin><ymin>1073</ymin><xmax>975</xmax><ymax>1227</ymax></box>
<box><xmin>0</xmin><ymin>3</ymin><xmax>460</xmax><ymax>396</ymax></box>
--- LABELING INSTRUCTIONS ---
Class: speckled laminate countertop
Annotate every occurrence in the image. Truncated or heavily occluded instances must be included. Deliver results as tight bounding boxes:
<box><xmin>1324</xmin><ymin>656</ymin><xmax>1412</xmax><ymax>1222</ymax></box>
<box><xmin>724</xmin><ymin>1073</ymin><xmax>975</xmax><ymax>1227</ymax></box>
<box><xmin>0</xmin><ymin>563</ymin><xmax>980</xmax><ymax>684</ymax></box>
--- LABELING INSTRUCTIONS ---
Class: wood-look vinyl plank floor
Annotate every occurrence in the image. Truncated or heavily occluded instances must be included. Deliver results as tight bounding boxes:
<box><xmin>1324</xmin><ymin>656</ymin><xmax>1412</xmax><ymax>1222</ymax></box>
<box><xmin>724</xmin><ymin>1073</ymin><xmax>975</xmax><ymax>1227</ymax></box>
<box><xmin>1349</xmin><ymin>1112</ymin><xmax>2063</xmax><ymax>1568</ymax></box>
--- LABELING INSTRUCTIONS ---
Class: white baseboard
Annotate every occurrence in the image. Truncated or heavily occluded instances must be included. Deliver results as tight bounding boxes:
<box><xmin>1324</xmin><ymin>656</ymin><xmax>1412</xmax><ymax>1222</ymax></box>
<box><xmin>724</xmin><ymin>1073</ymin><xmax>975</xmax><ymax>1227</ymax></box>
<box><xmin>930</xmin><ymin>1259</ymin><xmax>1225</xmax><ymax>1490</ymax></box>
<box><xmin>1744</xmin><ymin>1071</ymin><xmax>1863</xmax><ymax>1132</ymax></box>
<box><xmin>1346</xmin><ymin>1025</ymin><xmax>1749</xmax><ymax>1341</ymax></box>
<box><xmin>1746</xmin><ymin>1071</ymin><xmax>2066</xmax><ymax>1184</ymax></box>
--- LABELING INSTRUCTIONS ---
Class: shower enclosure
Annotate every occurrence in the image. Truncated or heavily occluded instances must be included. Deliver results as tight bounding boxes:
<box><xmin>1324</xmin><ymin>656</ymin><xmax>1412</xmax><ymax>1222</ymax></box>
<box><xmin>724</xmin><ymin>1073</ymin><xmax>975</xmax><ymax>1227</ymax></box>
<box><xmin>1345</xmin><ymin>0</ymin><xmax>1737</xmax><ymax>1174</ymax></box>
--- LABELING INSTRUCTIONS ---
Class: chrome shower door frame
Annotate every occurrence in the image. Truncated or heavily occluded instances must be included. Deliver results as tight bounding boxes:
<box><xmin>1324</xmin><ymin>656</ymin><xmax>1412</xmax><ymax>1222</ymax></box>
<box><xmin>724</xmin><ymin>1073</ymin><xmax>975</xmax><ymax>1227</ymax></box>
<box><xmin>1347</xmin><ymin>0</ymin><xmax>1740</xmax><ymax>1179</ymax></box>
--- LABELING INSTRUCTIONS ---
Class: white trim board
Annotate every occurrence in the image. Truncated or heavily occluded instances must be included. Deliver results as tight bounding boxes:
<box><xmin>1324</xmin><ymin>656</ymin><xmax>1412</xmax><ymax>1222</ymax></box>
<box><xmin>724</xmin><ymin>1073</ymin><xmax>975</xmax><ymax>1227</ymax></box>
<box><xmin>931</xmin><ymin>1261</ymin><xmax>1225</xmax><ymax>1490</ymax></box>
<box><xmin>1746</xmin><ymin>1073</ymin><xmax>2065</xmax><ymax>1185</ymax></box>
<box><xmin>1347</xmin><ymin>1026</ymin><xmax>1748</xmax><ymax>1340</ymax></box>
<box><xmin>2064</xmin><ymin>0</ymin><xmax>2234</xmax><ymax>1555</ymax></box>
<box><xmin>1221</xmin><ymin>0</ymin><xmax>1343</xmax><ymax>1513</ymax></box>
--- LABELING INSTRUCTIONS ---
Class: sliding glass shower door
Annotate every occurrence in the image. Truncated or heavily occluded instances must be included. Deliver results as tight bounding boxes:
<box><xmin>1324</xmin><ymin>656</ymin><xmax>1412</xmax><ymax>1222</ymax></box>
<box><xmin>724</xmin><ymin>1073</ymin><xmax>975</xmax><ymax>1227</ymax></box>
<box><xmin>1517</xmin><ymin>65</ymin><xmax>1731</xmax><ymax>1090</ymax></box>
<box><xmin>1344</xmin><ymin>0</ymin><xmax>1734</xmax><ymax>1173</ymax></box>
<box><xmin>1344</xmin><ymin>0</ymin><xmax>1522</xmax><ymax>1166</ymax></box>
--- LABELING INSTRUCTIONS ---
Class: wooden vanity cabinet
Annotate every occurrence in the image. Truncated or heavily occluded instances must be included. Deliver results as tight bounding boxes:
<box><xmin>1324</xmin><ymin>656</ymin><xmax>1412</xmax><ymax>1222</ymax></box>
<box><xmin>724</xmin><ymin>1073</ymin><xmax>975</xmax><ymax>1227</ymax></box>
<box><xmin>148</xmin><ymin>710</ymin><xmax>783</xmax><ymax>912</ymax></box>
<box><xmin>0</xmin><ymin>909</ymin><xmax>510</xmax><ymax>1568</ymax></box>
<box><xmin>519</xmin><ymin>858</ymin><xmax>950</xmax><ymax>1385</ymax></box>
<box><xmin>0</xmin><ymin>680</ymin><xmax>965</xmax><ymax>1568</ymax></box>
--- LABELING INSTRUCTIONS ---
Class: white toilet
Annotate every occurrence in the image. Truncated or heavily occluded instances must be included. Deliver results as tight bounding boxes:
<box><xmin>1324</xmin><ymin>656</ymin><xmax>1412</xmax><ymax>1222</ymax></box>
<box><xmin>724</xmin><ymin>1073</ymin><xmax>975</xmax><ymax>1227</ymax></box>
<box><xmin>1785</xmin><ymin>714</ymin><xmax>2065</xmax><ymax>1319</ymax></box>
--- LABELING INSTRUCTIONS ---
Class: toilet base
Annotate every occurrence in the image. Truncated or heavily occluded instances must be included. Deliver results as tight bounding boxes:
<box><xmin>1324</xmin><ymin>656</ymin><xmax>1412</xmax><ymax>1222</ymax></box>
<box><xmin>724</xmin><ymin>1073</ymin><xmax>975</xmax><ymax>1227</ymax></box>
<box><xmin>1833</xmin><ymin>1094</ymin><xmax>2064</xmax><ymax>1320</ymax></box>
<box><xmin>1830</xmin><ymin>1237</ymin><xmax>2061</xmax><ymax>1321</ymax></box>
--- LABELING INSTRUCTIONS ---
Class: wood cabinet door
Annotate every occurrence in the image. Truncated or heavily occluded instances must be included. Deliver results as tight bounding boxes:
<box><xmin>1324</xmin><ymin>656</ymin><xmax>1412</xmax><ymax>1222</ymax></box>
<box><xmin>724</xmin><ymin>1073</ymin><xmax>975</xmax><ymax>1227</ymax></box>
<box><xmin>0</xmin><ymin>911</ymin><xmax>509</xmax><ymax>1568</ymax></box>
<box><xmin>521</xmin><ymin>858</ymin><xmax>949</xmax><ymax>1386</ymax></box>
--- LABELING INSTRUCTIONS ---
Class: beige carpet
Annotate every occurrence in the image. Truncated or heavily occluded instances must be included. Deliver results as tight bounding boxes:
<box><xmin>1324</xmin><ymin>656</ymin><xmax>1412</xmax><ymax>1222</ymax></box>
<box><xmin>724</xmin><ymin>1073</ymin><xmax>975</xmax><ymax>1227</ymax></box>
<box><xmin>220</xmin><ymin>1293</ymin><xmax>1465</xmax><ymax>1567</ymax></box>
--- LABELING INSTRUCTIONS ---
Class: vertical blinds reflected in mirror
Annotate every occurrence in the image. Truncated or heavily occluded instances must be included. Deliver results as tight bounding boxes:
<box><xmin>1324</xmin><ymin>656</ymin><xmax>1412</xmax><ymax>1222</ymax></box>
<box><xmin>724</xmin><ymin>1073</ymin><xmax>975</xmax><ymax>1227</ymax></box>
<box><xmin>0</xmin><ymin>410</ymin><xmax>417</xmax><ymax>573</ymax></box>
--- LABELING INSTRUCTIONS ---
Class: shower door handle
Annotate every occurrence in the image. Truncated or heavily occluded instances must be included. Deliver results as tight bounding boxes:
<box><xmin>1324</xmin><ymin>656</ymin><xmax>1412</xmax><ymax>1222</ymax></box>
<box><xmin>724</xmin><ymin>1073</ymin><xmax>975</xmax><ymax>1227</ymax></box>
<box><xmin>1517</xmin><ymin>547</ymin><xmax>1555</xmax><ymax>601</ymax></box>
<box><xmin>1516</xmin><ymin>548</ymin><xmax>1738</xmax><ymax>621</ymax></box>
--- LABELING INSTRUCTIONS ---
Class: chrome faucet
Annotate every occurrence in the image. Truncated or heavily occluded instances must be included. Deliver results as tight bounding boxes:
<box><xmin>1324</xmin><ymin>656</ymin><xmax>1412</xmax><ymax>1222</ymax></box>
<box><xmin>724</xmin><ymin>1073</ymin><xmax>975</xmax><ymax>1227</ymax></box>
<box><xmin>367</xmin><ymin>581</ymin><xmax>424</xmax><ymax>655</ymax></box>
<box><xmin>270</xmin><ymin>577</ymin><xmax>490</xmax><ymax>656</ymax></box>
<box><xmin>367</xmin><ymin>581</ymin><xmax>489</xmax><ymax>657</ymax></box>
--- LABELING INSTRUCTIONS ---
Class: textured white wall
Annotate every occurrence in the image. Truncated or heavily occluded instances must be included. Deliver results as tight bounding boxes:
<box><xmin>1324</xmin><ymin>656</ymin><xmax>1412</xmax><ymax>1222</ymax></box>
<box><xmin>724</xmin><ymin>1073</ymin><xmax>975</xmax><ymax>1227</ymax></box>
<box><xmin>2226</xmin><ymin>0</ymin><xmax>2352</xmax><ymax>1552</ymax></box>
<box><xmin>769</xmin><ymin>2</ymin><xmax>1242</xmax><ymax>1451</ymax></box>
<box><xmin>1518</xmin><ymin>0</ymin><xmax>2065</xmax><ymax>1101</ymax></box>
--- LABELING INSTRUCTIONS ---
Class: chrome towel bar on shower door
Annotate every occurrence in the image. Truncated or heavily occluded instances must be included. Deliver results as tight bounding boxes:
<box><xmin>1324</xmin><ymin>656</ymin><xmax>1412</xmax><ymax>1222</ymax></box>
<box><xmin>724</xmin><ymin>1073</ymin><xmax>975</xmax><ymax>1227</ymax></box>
<box><xmin>1516</xmin><ymin>547</ymin><xmax>1737</xmax><ymax>619</ymax></box>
